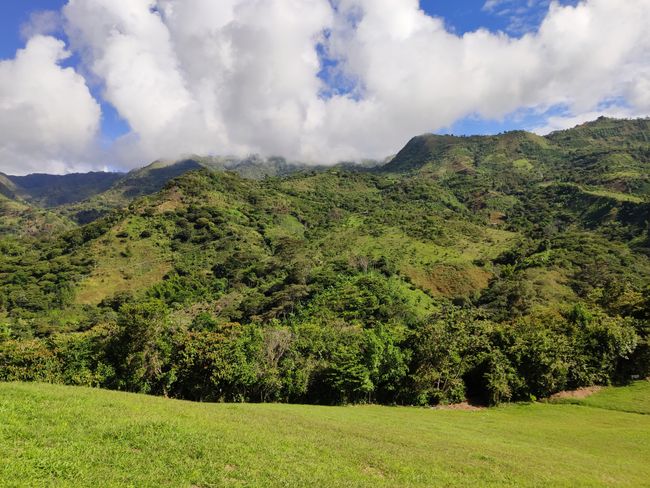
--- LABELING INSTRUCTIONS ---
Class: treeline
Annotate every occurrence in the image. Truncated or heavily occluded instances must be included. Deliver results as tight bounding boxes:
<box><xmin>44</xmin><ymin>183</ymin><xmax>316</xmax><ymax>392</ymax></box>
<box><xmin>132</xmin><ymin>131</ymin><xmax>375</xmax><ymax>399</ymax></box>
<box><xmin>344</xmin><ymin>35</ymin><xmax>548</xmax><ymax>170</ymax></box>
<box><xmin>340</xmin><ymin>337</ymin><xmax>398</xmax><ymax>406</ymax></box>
<box><xmin>2</xmin><ymin>279</ymin><xmax>648</xmax><ymax>406</ymax></box>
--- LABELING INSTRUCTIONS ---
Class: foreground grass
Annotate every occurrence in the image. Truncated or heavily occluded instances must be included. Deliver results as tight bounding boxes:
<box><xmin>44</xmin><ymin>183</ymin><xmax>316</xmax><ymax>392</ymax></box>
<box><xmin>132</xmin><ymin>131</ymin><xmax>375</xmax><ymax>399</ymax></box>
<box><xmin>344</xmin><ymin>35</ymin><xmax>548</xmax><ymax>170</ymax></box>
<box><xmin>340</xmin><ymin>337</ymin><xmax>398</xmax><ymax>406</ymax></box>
<box><xmin>1</xmin><ymin>383</ymin><xmax>649</xmax><ymax>487</ymax></box>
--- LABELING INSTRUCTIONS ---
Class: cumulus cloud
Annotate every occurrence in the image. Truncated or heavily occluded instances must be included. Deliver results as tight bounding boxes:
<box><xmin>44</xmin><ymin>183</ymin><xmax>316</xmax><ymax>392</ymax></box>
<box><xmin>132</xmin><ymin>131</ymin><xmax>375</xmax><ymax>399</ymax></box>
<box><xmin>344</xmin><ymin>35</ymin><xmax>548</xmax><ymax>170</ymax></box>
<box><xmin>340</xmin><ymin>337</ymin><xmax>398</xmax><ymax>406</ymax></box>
<box><xmin>0</xmin><ymin>35</ymin><xmax>101</xmax><ymax>175</ymax></box>
<box><xmin>1</xmin><ymin>0</ymin><xmax>650</xmax><ymax>174</ymax></box>
<box><xmin>62</xmin><ymin>0</ymin><xmax>335</xmax><ymax>166</ymax></box>
<box><xmin>315</xmin><ymin>0</ymin><xmax>650</xmax><ymax>157</ymax></box>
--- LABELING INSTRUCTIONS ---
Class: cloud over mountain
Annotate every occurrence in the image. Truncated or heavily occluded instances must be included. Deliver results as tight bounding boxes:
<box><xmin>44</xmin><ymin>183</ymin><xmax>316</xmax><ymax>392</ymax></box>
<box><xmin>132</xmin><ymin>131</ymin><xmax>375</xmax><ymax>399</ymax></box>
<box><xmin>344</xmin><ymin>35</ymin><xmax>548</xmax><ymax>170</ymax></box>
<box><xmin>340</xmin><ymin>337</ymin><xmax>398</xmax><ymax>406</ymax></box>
<box><xmin>1</xmin><ymin>0</ymin><xmax>650</xmax><ymax>174</ymax></box>
<box><xmin>0</xmin><ymin>35</ymin><xmax>100</xmax><ymax>175</ymax></box>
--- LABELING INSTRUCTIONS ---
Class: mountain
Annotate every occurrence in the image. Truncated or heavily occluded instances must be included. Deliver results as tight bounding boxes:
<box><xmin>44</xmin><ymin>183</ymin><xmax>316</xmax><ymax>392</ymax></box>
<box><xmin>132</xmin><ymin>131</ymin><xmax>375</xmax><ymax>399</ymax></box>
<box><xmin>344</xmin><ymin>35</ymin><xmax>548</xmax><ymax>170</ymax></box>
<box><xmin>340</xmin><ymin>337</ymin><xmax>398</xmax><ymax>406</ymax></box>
<box><xmin>383</xmin><ymin>130</ymin><xmax>550</xmax><ymax>174</ymax></box>
<box><xmin>6</xmin><ymin>172</ymin><xmax>124</xmax><ymax>207</ymax></box>
<box><xmin>382</xmin><ymin>119</ymin><xmax>650</xmax><ymax>233</ymax></box>
<box><xmin>547</xmin><ymin>116</ymin><xmax>650</xmax><ymax>147</ymax></box>
<box><xmin>0</xmin><ymin>192</ymin><xmax>73</xmax><ymax>238</ymax></box>
<box><xmin>0</xmin><ymin>172</ymin><xmax>72</xmax><ymax>238</ymax></box>
<box><xmin>385</xmin><ymin>118</ymin><xmax>650</xmax><ymax>194</ymax></box>
<box><xmin>0</xmin><ymin>172</ymin><xmax>25</xmax><ymax>201</ymax></box>
<box><xmin>0</xmin><ymin>117</ymin><xmax>648</xmax><ymax>407</ymax></box>
<box><xmin>5</xmin><ymin>155</ymin><xmax>382</xmax><ymax>218</ymax></box>
<box><xmin>49</xmin><ymin>157</ymin><xmax>301</xmax><ymax>223</ymax></box>
<box><xmin>54</xmin><ymin>156</ymin><xmax>378</xmax><ymax>223</ymax></box>
<box><xmin>6</xmin><ymin>117</ymin><xmax>647</xmax><ymax>217</ymax></box>
<box><xmin>98</xmin><ymin>155</ymin><xmax>311</xmax><ymax>202</ymax></box>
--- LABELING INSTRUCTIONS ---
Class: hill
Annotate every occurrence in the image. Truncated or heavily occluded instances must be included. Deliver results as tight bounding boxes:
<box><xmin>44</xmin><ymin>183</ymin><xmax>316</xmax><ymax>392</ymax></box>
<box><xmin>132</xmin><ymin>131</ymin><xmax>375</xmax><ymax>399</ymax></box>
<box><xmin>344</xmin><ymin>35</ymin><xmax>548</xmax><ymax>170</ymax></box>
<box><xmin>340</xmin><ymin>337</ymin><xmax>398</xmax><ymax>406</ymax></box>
<box><xmin>0</xmin><ymin>157</ymin><xmax>313</xmax><ymax>224</ymax></box>
<box><xmin>1</xmin><ymin>381</ymin><xmax>649</xmax><ymax>487</ymax></box>
<box><xmin>55</xmin><ymin>156</ymin><xmax>329</xmax><ymax>223</ymax></box>
<box><xmin>7</xmin><ymin>172</ymin><xmax>124</xmax><ymax>207</ymax></box>
<box><xmin>0</xmin><ymin>172</ymin><xmax>25</xmax><ymax>200</ymax></box>
<box><xmin>385</xmin><ymin>118</ymin><xmax>650</xmax><ymax>197</ymax></box>
<box><xmin>0</xmin><ymin>117</ymin><xmax>649</xmax><ymax>407</ymax></box>
<box><xmin>0</xmin><ymin>194</ymin><xmax>73</xmax><ymax>238</ymax></box>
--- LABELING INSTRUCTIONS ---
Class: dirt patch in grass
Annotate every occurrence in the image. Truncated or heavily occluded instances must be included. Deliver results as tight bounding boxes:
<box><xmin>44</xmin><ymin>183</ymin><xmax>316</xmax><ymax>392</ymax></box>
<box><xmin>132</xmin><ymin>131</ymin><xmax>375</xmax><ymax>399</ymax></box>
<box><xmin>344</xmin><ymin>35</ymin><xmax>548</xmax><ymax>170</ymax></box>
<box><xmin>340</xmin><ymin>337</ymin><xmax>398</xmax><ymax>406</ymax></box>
<box><xmin>362</xmin><ymin>465</ymin><xmax>385</xmax><ymax>478</ymax></box>
<box><xmin>155</xmin><ymin>188</ymin><xmax>185</xmax><ymax>213</ymax></box>
<box><xmin>489</xmin><ymin>211</ymin><xmax>506</xmax><ymax>225</ymax></box>
<box><xmin>550</xmin><ymin>386</ymin><xmax>603</xmax><ymax>400</ymax></box>
<box><xmin>434</xmin><ymin>402</ymin><xmax>486</xmax><ymax>411</ymax></box>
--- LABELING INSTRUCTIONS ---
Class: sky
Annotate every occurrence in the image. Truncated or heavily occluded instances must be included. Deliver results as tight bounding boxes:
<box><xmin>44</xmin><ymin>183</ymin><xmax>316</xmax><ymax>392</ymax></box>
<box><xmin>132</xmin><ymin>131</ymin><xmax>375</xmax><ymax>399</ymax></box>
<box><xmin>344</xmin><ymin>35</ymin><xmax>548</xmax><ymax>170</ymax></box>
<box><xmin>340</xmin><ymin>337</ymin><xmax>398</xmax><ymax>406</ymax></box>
<box><xmin>0</xmin><ymin>0</ymin><xmax>648</xmax><ymax>175</ymax></box>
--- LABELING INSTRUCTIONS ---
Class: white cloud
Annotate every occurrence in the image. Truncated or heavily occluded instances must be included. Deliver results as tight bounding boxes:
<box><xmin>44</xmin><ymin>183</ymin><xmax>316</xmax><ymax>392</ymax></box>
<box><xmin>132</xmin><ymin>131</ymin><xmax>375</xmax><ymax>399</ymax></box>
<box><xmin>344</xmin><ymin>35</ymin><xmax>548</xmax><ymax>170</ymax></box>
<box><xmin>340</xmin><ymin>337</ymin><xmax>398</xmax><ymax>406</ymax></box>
<box><xmin>63</xmin><ymin>0</ymin><xmax>335</xmax><ymax>167</ymax></box>
<box><xmin>531</xmin><ymin>106</ymin><xmax>649</xmax><ymax>134</ymax></box>
<box><xmin>0</xmin><ymin>36</ymin><xmax>101</xmax><ymax>175</ymax></box>
<box><xmin>314</xmin><ymin>0</ymin><xmax>650</xmax><ymax>158</ymax></box>
<box><xmin>1</xmin><ymin>0</ymin><xmax>650</xmax><ymax>174</ymax></box>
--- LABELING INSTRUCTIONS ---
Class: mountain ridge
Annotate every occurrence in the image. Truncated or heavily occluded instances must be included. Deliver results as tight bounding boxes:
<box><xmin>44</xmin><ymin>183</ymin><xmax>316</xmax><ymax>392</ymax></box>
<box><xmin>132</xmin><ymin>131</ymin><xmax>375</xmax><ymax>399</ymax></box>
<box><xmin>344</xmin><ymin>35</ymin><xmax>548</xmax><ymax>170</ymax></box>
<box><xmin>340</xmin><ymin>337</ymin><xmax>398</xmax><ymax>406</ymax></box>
<box><xmin>3</xmin><ymin>117</ymin><xmax>647</xmax><ymax>218</ymax></box>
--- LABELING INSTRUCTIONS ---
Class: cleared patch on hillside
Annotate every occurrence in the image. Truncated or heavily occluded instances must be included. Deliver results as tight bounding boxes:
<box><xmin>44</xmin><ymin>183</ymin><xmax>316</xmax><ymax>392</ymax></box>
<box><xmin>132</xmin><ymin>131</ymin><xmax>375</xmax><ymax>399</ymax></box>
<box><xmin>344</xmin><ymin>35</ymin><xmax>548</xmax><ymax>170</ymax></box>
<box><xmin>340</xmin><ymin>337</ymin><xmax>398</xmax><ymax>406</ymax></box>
<box><xmin>405</xmin><ymin>263</ymin><xmax>491</xmax><ymax>297</ymax></box>
<box><xmin>75</xmin><ymin>219</ymin><xmax>172</xmax><ymax>305</ymax></box>
<box><xmin>524</xmin><ymin>268</ymin><xmax>576</xmax><ymax>315</ymax></box>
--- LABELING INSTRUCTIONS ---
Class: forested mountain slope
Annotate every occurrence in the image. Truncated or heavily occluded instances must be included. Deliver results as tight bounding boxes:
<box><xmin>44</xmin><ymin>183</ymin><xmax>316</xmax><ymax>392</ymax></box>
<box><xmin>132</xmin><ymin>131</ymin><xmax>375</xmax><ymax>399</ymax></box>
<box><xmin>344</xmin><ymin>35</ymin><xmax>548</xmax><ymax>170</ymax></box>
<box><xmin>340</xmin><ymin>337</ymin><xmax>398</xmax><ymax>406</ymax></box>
<box><xmin>7</xmin><ymin>172</ymin><xmax>124</xmax><ymax>207</ymax></box>
<box><xmin>0</xmin><ymin>118</ymin><xmax>648</xmax><ymax>406</ymax></box>
<box><xmin>51</xmin><ymin>156</ymin><xmax>326</xmax><ymax>224</ymax></box>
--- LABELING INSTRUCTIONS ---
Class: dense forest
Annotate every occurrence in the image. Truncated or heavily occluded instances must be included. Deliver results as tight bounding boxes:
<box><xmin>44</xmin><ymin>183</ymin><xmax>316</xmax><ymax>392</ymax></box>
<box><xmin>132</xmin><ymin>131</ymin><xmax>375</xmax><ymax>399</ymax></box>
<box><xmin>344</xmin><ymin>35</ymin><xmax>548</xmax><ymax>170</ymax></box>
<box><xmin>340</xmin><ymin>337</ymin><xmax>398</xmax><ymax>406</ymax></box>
<box><xmin>1</xmin><ymin>117</ymin><xmax>649</xmax><ymax>405</ymax></box>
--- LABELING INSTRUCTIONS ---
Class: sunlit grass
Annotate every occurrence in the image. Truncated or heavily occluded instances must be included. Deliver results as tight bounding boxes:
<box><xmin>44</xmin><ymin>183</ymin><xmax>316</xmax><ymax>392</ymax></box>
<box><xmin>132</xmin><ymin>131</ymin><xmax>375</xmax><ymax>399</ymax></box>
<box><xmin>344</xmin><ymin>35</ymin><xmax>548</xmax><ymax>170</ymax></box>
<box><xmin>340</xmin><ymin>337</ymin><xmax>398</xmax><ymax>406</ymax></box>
<box><xmin>1</xmin><ymin>382</ymin><xmax>649</xmax><ymax>487</ymax></box>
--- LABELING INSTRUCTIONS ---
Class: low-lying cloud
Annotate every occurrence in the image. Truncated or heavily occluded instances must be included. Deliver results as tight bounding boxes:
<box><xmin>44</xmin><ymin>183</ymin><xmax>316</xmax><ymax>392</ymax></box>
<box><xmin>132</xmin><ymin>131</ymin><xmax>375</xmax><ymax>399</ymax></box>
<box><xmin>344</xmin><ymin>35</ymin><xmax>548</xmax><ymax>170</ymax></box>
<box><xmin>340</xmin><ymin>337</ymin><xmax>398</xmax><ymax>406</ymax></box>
<box><xmin>1</xmin><ymin>0</ymin><xmax>649</xmax><ymax>174</ymax></box>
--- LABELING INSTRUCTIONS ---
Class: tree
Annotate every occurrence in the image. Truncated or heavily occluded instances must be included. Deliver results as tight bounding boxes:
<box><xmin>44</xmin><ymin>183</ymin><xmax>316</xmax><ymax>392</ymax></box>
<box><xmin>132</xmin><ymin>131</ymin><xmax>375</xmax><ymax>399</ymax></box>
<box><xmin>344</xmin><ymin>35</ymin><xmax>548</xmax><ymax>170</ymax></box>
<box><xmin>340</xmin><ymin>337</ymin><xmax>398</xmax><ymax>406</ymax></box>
<box><xmin>111</xmin><ymin>299</ymin><xmax>176</xmax><ymax>395</ymax></box>
<box><xmin>410</xmin><ymin>308</ymin><xmax>491</xmax><ymax>405</ymax></box>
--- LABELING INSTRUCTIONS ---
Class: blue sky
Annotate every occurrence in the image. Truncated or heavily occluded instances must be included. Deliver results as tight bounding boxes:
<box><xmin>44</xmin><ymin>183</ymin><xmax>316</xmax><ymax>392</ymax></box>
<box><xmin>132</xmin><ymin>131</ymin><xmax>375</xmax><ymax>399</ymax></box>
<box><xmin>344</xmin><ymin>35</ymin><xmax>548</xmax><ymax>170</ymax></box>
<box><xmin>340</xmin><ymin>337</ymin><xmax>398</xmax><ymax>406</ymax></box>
<box><xmin>0</xmin><ymin>1</ymin><xmax>64</xmax><ymax>58</ymax></box>
<box><xmin>0</xmin><ymin>0</ymin><xmax>573</xmax><ymax>143</ymax></box>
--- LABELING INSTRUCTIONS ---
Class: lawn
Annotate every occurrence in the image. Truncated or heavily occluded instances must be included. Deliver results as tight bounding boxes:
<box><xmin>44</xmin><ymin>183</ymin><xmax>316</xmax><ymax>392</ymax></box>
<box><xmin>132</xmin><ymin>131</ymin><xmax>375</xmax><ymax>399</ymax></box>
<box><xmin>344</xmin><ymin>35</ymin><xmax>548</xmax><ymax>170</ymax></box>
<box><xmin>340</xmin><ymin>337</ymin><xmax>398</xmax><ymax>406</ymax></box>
<box><xmin>1</xmin><ymin>382</ymin><xmax>649</xmax><ymax>487</ymax></box>
<box><xmin>550</xmin><ymin>380</ymin><xmax>650</xmax><ymax>415</ymax></box>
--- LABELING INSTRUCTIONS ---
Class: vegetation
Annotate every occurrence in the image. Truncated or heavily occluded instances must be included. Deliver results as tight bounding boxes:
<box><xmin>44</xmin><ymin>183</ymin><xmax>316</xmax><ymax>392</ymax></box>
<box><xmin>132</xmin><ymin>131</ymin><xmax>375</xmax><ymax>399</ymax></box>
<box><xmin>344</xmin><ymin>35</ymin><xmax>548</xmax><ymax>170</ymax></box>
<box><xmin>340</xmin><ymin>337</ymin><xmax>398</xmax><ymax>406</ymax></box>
<box><xmin>0</xmin><ymin>117</ymin><xmax>649</xmax><ymax>406</ymax></box>
<box><xmin>6</xmin><ymin>172</ymin><xmax>124</xmax><ymax>207</ymax></box>
<box><xmin>1</xmin><ymin>381</ymin><xmax>649</xmax><ymax>487</ymax></box>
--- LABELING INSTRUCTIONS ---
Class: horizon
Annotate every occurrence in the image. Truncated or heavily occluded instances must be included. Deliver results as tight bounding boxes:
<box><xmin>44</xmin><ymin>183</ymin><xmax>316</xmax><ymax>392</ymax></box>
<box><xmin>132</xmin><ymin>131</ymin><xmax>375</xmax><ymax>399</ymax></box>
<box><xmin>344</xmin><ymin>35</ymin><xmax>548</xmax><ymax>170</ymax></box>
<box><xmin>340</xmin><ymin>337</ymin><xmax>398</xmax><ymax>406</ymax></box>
<box><xmin>2</xmin><ymin>114</ymin><xmax>644</xmax><ymax>177</ymax></box>
<box><xmin>1</xmin><ymin>1</ymin><xmax>649</xmax><ymax>175</ymax></box>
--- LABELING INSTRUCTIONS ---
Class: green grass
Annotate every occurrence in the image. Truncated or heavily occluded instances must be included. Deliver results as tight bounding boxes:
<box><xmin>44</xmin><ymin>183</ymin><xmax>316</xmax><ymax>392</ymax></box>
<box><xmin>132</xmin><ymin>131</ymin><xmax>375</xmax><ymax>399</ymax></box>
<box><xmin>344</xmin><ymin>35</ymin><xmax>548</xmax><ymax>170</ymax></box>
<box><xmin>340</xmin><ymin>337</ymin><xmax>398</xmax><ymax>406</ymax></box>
<box><xmin>580</xmin><ymin>187</ymin><xmax>645</xmax><ymax>203</ymax></box>
<box><xmin>551</xmin><ymin>381</ymin><xmax>650</xmax><ymax>415</ymax></box>
<box><xmin>1</xmin><ymin>383</ymin><xmax>649</xmax><ymax>487</ymax></box>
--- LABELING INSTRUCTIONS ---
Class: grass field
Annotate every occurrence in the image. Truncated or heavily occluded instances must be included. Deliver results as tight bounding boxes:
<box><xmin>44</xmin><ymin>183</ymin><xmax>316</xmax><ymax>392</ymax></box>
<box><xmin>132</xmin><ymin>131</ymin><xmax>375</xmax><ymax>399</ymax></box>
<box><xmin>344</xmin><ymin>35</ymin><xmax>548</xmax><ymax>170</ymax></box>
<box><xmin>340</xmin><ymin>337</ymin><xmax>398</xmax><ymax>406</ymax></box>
<box><xmin>550</xmin><ymin>381</ymin><xmax>650</xmax><ymax>415</ymax></box>
<box><xmin>1</xmin><ymin>382</ymin><xmax>649</xmax><ymax>487</ymax></box>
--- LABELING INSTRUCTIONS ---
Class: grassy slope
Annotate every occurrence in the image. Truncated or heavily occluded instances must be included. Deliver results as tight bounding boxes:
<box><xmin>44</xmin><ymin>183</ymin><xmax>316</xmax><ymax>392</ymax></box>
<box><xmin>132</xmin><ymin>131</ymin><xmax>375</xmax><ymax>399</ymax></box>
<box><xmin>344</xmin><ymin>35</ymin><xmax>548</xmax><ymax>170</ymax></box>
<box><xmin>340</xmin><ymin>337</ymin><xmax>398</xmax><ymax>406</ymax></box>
<box><xmin>74</xmin><ymin>215</ymin><xmax>173</xmax><ymax>305</ymax></box>
<box><xmin>551</xmin><ymin>381</ymin><xmax>650</xmax><ymax>415</ymax></box>
<box><xmin>1</xmin><ymin>382</ymin><xmax>649</xmax><ymax>487</ymax></box>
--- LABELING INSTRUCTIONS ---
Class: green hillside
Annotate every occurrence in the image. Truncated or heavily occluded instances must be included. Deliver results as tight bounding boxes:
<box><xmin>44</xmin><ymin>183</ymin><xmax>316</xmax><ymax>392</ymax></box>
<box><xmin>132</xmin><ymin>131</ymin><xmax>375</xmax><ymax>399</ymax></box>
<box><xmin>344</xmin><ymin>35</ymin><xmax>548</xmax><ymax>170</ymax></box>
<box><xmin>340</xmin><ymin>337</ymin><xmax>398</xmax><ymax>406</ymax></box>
<box><xmin>386</xmin><ymin>118</ymin><xmax>650</xmax><ymax>200</ymax></box>
<box><xmin>0</xmin><ymin>118</ymin><xmax>649</xmax><ymax>407</ymax></box>
<box><xmin>0</xmin><ymin>196</ymin><xmax>73</xmax><ymax>238</ymax></box>
<box><xmin>56</xmin><ymin>156</ymin><xmax>317</xmax><ymax>224</ymax></box>
<box><xmin>1</xmin><ymin>381</ymin><xmax>649</xmax><ymax>487</ymax></box>
<box><xmin>7</xmin><ymin>172</ymin><xmax>124</xmax><ymax>207</ymax></box>
<box><xmin>0</xmin><ymin>172</ymin><xmax>25</xmax><ymax>201</ymax></box>
<box><xmin>550</xmin><ymin>380</ymin><xmax>650</xmax><ymax>415</ymax></box>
